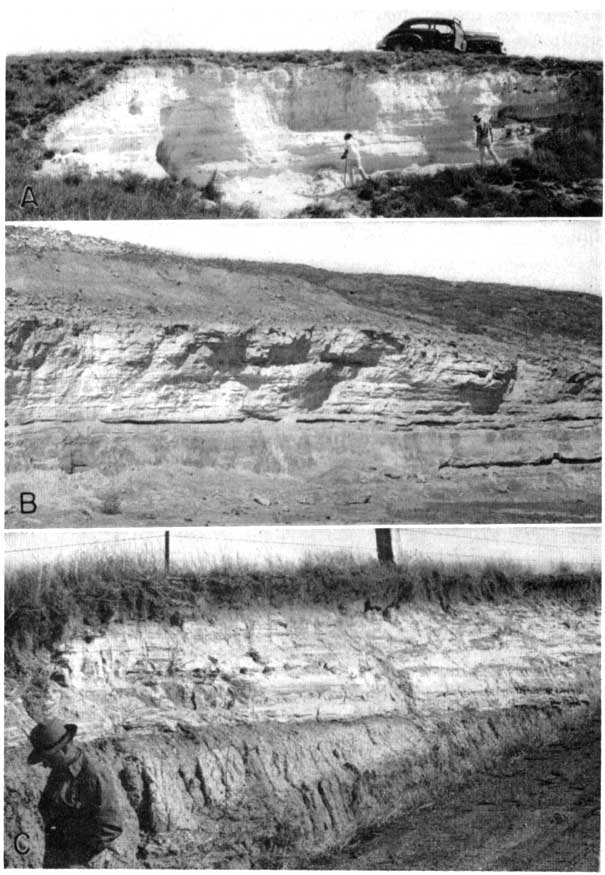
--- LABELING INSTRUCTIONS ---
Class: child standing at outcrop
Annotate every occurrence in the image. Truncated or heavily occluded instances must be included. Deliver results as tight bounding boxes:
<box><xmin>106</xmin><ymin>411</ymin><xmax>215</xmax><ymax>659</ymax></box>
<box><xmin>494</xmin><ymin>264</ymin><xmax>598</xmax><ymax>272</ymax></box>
<box><xmin>473</xmin><ymin>114</ymin><xmax>501</xmax><ymax>167</ymax></box>
<box><xmin>341</xmin><ymin>133</ymin><xmax>369</xmax><ymax>186</ymax></box>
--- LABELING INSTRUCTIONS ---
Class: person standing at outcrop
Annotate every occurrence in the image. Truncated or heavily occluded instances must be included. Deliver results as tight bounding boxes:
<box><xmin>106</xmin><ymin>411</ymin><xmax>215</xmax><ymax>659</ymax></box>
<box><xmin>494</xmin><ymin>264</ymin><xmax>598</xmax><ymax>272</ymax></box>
<box><xmin>473</xmin><ymin>114</ymin><xmax>501</xmax><ymax>167</ymax></box>
<box><xmin>27</xmin><ymin>720</ymin><xmax>124</xmax><ymax>868</ymax></box>
<box><xmin>341</xmin><ymin>133</ymin><xmax>369</xmax><ymax>186</ymax></box>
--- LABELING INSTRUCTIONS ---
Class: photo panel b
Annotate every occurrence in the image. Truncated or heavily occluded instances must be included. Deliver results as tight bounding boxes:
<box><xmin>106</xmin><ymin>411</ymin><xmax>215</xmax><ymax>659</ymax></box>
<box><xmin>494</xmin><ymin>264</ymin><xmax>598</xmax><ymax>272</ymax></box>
<box><xmin>5</xmin><ymin>219</ymin><xmax>601</xmax><ymax>528</ymax></box>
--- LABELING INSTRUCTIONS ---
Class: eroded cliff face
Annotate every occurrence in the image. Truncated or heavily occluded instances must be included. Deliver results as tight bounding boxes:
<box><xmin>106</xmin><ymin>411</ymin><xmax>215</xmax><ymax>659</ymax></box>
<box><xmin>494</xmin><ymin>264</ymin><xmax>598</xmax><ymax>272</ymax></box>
<box><xmin>39</xmin><ymin>61</ymin><xmax>600</xmax><ymax>214</ymax></box>
<box><xmin>4</xmin><ymin>228</ymin><xmax>601</xmax><ymax>525</ymax></box>
<box><xmin>4</xmin><ymin>596</ymin><xmax>600</xmax><ymax>867</ymax></box>
<box><xmin>6</xmin><ymin>320</ymin><xmax>600</xmax><ymax>427</ymax></box>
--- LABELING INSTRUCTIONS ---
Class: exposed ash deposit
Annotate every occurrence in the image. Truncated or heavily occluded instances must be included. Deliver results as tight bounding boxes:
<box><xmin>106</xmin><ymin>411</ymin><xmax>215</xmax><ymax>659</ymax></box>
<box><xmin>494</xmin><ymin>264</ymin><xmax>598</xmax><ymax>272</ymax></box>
<box><xmin>5</xmin><ymin>226</ymin><xmax>601</xmax><ymax>527</ymax></box>
<box><xmin>6</xmin><ymin>51</ymin><xmax>602</xmax><ymax>218</ymax></box>
<box><xmin>4</xmin><ymin>549</ymin><xmax>600</xmax><ymax>869</ymax></box>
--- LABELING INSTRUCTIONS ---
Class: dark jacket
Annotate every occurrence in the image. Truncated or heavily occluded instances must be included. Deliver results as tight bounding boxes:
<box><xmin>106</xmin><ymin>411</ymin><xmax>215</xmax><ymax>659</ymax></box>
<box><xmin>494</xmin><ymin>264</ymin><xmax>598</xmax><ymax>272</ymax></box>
<box><xmin>39</xmin><ymin>750</ymin><xmax>123</xmax><ymax>867</ymax></box>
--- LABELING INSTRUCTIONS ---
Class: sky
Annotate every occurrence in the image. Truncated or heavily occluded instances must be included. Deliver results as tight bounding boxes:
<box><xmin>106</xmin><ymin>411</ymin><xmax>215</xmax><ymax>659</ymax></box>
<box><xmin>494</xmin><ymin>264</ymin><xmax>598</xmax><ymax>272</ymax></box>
<box><xmin>5</xmin><ymin>1</ymin><xmax>602</xmax><ymax>60</ymax></box>
<box><xmin>25</xmin><ymin>220</ymin><xmax>602</xmax><ymax>295</ymax></box>
<box><xmin>4</xmin><ymin>526</ymin><xmax>601</xmax><ymax>571</ymax></box>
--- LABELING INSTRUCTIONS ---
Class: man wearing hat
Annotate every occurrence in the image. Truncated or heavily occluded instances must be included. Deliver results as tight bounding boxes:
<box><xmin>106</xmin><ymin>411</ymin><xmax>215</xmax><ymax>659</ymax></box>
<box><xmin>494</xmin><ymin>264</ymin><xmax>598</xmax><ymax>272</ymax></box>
<box><xmin>473</xmin><ymin>113</ymin><xmax>501</xmax><ymax>167</ymax></box>
<box><xmin>28</xmin><ymin>719</ymin><xmax>124</xmax><ymax>868</ymax></box>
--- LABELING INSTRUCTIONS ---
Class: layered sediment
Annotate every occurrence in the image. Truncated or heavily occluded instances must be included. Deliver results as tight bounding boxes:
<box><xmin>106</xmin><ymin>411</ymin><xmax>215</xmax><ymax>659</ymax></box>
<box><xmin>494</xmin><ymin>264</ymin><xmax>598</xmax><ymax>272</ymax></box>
<box><xmin>6</xmin><ymin>321</ymin><xmax>599</xmax><ymax>427</ymax></box>
<box><xmin>4</xmin><ymin>227</ymin><xmax>601</xmax><ymax>525</ymax></box>
<box><xmin>4</xmin><ymin>592</ymin><xmax>600</xmax><ymax>867</ymax></box>
<box><xmin>38</xmin><ymin>58</ymin><xmax>601</xmax><ymax>215</ymax></box>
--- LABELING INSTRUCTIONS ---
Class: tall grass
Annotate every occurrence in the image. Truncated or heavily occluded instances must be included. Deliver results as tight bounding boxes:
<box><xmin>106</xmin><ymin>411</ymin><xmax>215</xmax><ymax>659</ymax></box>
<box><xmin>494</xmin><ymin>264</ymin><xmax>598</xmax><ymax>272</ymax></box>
<box><xmin>5</xmin><ymin>554</ymin><xmax>600</xmax><ymax>673</ymax></box>
<box><xmin>356</xmin><ymin>133</ymin><xmax>603</xmax><ymax>219</ymax></box>
<box><xmin>6</xmin><ymin>168</ymin><xmax>259</xmax><ymax>220</ymax></box>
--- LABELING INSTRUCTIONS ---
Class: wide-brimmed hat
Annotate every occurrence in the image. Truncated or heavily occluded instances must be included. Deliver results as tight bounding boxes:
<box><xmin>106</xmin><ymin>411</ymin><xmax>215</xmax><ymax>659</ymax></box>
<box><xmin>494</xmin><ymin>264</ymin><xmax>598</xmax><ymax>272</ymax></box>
<box><xmin>27</xmin><ymin>719</ymin><xmax>77</xmax><ymax>764</ymax></box>
<box><xmin>472</xmin><ymin>114</ymin><xmax>481</xmax><ymax>121</ymax></box>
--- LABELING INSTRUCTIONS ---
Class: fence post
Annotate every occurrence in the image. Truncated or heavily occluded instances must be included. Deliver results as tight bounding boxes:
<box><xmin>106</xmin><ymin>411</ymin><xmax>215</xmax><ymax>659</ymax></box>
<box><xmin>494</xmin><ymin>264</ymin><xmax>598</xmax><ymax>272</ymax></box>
<box><xmin>164</xmin><ymin>530</ymin><xmax>170</xmax><ymax>575</ymax></box>
<box><xmin>375</xmin><ymin>528</ymin><xmax>394</xmax><ymax>564</ymax></box>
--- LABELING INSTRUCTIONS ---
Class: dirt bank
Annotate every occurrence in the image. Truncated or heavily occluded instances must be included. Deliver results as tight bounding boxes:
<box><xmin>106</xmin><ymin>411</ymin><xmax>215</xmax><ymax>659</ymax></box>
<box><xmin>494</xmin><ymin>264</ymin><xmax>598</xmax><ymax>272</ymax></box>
<box><xmin>4</xmin><ymin>570</ymin><xmax>601</xmax><ymax>868</ymax></box>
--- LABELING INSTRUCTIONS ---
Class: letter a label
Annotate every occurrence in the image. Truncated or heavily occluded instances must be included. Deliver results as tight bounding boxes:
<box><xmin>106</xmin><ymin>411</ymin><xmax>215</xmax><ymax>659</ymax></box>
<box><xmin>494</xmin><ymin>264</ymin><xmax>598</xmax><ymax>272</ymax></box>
<box><xmin>20</xmin><ymin>186</ymin><xmax>38</xmax><ymax>208</ymax></box>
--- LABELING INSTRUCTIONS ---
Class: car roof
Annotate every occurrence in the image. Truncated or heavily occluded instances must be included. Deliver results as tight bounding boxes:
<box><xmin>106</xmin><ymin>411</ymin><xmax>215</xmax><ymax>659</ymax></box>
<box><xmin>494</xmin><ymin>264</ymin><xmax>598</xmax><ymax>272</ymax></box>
<box><xmin>400</xmin><ymin>17</ymin><xmax>460</xmax><ymax>26</ymax></box>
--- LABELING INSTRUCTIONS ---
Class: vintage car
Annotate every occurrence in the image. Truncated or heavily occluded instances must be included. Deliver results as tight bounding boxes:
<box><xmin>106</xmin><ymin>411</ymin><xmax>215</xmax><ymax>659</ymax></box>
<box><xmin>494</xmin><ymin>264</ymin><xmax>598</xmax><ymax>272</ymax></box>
<box><xmin>377</xmin><ymin>17</ymin><xmax>505</xmax><ymax>54</ymax></box>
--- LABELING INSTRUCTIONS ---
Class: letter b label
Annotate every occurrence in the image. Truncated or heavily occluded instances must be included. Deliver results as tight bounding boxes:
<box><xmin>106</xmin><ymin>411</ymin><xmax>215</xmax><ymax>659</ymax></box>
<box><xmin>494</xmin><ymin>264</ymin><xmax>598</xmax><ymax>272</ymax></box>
<box><xmin>20</xmin><ymin>493</ymin><xmax>37</xmax><ymax>514</ymax></box>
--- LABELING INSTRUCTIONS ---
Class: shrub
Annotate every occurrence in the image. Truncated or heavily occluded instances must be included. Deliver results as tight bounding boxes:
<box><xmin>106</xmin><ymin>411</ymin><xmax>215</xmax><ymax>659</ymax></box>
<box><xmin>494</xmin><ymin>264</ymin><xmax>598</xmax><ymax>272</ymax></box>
<box><xmin>98</xmin><ymin>490</ymin><xmax>122</xmax><ymax>515</ymax></box>
<box><xmin>63</xmin><ymin>171</ymin><xmax>85</xmax><ymax>186</ymax></box>
<box><xmin>201</xmin><ymin>170</ymin><xmax>223</xmax><ymax>203</ymax></box>
<box><xmin>119</xmin><ymin>170</ymin><xmax>144</xmax><ymax>194</ymax></box>
<box><xmin>288</xmin><ymin>201</ymin><xmax>347</xmax><ymax>218</ymax></box>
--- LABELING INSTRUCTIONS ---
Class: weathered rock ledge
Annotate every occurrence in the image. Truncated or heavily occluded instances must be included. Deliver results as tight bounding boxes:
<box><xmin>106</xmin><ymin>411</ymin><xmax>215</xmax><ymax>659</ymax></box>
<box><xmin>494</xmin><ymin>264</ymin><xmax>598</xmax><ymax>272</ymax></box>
<box><xmin>5</xmin><ymin>319</ymin><xmax>601</xmax><ymax>428</ymax></box>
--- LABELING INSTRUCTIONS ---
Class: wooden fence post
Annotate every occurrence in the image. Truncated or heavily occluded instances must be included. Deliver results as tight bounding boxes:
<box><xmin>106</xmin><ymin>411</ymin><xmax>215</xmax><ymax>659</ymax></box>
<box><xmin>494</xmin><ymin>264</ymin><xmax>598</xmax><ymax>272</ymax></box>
<box><xmin>164</xmin><ymin>530</ymin><xmax>170</xmax><ymax>575</ymax></box>
<box><xmin>375</xmin><ymin>528</ymin><xmax>394</xmax><ymax>564</ymax></box>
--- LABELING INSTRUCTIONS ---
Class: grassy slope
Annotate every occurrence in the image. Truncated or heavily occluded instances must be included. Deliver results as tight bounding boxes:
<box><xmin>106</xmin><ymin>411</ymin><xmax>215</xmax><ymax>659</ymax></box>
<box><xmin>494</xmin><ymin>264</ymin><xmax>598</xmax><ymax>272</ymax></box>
<box><xmin>6</xmin><ymin>226</ymin><xmax>602</xmax><ymax>347</ymax></box>
<box><xmin>346</xmin><ymin>137</ymin><xmax>603</xmax><ymax>219</ymax></box>
<box><xmin>5</xmin><ymin>554</ymin><xmax>600</xmax><ymax>673</ymax></box>
<box><xmin>6</xmin><ymin>50</ymin><xmax>602</xmax><ymax>219</ymax></box>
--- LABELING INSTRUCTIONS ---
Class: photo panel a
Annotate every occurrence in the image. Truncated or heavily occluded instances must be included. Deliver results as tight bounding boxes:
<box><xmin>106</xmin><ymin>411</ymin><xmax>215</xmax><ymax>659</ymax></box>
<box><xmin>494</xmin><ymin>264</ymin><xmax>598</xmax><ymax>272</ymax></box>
<box><xmin>6</xmin><ymin>2</ymin><xmax>602</xmax><ymax>220</ymax></box>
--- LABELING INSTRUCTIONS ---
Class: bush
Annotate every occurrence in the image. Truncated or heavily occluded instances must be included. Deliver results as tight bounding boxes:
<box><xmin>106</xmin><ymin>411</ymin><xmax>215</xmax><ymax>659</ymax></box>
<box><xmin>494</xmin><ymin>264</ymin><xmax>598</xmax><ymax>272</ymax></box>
<box><xmin>201</xmin><ymin>170</ymin><xmax>223</xmax><ymax>203</ymax></box>
<box><xmin>98</xmin><ymin>490</ymin><xmax>122</xmax><ymax>515</ymax></box>
<box><xmin>119</xmin><ymin>170</ymin><xmax>143</xmax><ymax>194</ymax></box>
<box><xmin>288</xmin><ymin>201</ymin><xmax>347</xmax><ymax>218</ymax></box>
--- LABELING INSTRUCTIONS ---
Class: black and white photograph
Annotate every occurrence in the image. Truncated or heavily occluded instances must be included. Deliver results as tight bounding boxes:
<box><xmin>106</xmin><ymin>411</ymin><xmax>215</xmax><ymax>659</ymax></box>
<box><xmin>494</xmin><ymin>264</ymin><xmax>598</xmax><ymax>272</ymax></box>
<box><xmin>4</xmin><ymin>524</ymin><xmax>601</xmax><ymax>869</ymax></box>
<box><xmin>5</xmin><ymin>2</ymin><xmax>602</xmax><ymax>219</ymax></box>
<box><xmin>3</xmin><ymin>0</ymin><xmax>602</xmax><ymax>870</ymax></box>
<box><xmin>5</xmin><ymin>220</ymin><xmax>601</xmax><ymax>527</ymax></box>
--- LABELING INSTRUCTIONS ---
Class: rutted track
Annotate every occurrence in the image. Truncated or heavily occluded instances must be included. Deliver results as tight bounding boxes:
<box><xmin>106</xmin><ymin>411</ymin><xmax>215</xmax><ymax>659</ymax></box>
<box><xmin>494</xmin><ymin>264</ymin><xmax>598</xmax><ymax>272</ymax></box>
<box><xmin>321</xmin><ymin>717</ymin><xmax>600</xmax><ymax>871</ymax></box>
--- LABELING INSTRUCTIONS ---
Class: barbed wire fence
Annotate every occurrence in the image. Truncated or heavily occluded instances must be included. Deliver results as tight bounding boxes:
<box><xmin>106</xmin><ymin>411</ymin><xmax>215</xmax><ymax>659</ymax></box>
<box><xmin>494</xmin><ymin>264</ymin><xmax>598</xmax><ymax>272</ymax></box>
<box><xmin>4</xmin><ymin>526</ymin><xmax>601</xmax><ymax>574</ymax></box>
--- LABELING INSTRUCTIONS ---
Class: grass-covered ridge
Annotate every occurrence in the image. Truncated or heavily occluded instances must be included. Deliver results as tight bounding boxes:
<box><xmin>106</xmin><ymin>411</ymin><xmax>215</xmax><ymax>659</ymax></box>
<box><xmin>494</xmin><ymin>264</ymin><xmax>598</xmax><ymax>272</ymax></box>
<box><xmin>5</xmin><ymin>554</ymin><xmax>600</xmax><ymax>673</ymax></box>
<box><xmin>6</xmin><ymin>225</ymin><xmax>602</xmax><ymax>346</ymax></box>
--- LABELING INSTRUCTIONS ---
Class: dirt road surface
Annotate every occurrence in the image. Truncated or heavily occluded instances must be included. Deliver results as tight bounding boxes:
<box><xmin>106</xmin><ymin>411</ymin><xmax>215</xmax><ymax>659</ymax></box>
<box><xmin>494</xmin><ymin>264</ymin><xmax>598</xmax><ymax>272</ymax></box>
<box><xmin>320</xmin><ymin>719</ymin><xmax>600</xmax><ymax>871</ymax></box>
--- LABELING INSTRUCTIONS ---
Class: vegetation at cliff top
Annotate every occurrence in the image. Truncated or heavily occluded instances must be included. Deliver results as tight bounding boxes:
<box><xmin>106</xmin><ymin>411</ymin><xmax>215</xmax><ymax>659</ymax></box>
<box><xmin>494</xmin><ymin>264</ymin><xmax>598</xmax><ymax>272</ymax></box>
<box><xmin>6</xmin><ymin>50</ymin><xmax>602</xmax><ymax>219</ymax></box>
<box><xmin>5</xmin><ymin>554</ymin><xmax>600</xmax><ymax>673</ymax></box>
